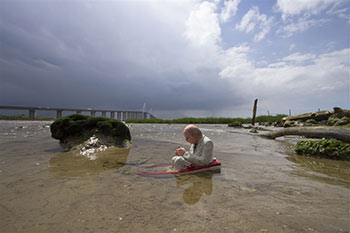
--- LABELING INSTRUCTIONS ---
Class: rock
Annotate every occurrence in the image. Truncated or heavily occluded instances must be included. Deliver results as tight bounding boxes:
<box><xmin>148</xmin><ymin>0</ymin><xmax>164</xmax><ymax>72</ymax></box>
<box><xmin>283</xmin><ymin>112</ymin><xmax>314</xmax><ymax>122</ymax></box>
<box><xmin>228</xmin><ymin>121</ymin><xmax>242</xmax><ymax>128</ymax></box>
<box><xmin>305</xmin><ymin>119</ymin><xmax>318</xmax><ymax>125</ymax></box>
<box><xmin>313</xmin><ymin>110</ymin><xmax>332</xmax><ymax>121</ymax></box>
<box><xmin>334</xmin><ymin>116</ymin><xmax>350</xmax><ymax>126</ymax></box>
<box><xmin>249</xmin><ymin>128</ymin><xmax>258</xmax><ymax>133</ymax></box>
<box><xmin>50</xmin><ymin>114</ymin><xmax>131</xmax><ymax>150</ymax></box>
<box><xmin>283</xmin><ymin>111</ymin><xmax>331</xmax><ymax>122</ymax></box>
<box><xmin>272</xmin><ymin>121</ymin><xmax>283</xmax><ymax>127</ymax></box>
<box><xmin>282</xmin><ymin>107</ymin><xmax>350</xmax><ymax>127</ymax></box>
<box><xmin>283</xmin><ymin>120</ymin><xmax>294</xmax><ymax>128</ymax></box>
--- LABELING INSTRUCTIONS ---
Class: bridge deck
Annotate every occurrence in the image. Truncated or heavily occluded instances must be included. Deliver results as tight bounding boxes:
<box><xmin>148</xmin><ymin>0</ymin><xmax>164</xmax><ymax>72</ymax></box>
<box><xmin>0</xmin><ymin>106</ymin><xmax>156</xmax><ymax>120</ymax></box>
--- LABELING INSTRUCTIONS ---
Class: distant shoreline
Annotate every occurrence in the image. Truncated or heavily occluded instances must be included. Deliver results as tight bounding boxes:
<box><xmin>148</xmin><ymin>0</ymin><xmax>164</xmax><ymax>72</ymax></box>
<box><xmin>0</xmin><ymin>114</ymin><xmax>286</xmax><ymax>124</ymax></box>
<box><xmin>0</xmin><ymin>115</ymin><xmax>55</xmax><ymax>121</ymax></box>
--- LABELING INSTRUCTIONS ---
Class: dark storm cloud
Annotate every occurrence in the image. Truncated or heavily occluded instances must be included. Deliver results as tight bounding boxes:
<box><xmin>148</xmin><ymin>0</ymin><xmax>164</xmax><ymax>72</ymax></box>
<box><xmin>0</xmin><ymin>0</ymin><xmax>241</xmax><ymax>118</ymax></box>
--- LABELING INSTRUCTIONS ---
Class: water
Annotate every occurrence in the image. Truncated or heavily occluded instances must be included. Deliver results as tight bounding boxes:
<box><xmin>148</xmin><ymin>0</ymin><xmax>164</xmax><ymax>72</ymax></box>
<box><xmin>0</xmin><ymin>121</ymin><xmax>349</xmax><ymax>233</ymax></box>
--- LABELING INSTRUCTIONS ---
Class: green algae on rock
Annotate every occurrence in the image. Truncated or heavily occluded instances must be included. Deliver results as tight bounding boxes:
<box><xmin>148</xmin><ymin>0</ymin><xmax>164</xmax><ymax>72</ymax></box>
<box><xmin>295</xmin><ymin>139</ymin><xmax>350</xmax><ymax>161</ymax></box>
<box><xmin>50</xmin><ymin>114</ymin><xmax>131</xmax><ymax>150</ymax></box>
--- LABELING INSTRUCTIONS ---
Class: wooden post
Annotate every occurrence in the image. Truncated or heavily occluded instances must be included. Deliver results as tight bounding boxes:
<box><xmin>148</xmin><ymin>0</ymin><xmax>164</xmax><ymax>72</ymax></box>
<box><xmin>29</xmin><ymin>109</ymin><xmax>35</xmax><ymax>120</ymax></box>
<box><xmin>56</xmin><ymin>110</ymin><xmax>62</xmax><ymax>119</ymax></box>
<box><xmin>252</xmin><ymin>99</ymin><xmax>258</xmax><ymax>126</ymax></box>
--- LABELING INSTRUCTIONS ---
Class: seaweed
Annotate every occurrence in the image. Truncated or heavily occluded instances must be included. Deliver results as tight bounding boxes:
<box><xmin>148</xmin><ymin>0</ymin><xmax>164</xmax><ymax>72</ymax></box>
<box><xmin>295</xmin><ymin>139</ymin><xmax>350</xmax><ymax>161</ymax></box>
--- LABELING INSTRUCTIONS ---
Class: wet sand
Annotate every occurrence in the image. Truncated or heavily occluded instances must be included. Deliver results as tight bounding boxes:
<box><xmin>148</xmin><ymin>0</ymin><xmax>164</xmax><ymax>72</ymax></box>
<box><xmin>0</xmin><ymin>121</ymin><xmax>349</xmax><ymax>233</ymax></box>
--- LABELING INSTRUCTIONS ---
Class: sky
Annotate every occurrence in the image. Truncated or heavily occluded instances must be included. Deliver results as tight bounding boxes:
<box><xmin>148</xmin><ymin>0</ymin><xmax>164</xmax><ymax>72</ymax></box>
<box><xmin>0</xmin><ymin>0</ymin><xmax>349</xmax><ymax>119</ymax></box>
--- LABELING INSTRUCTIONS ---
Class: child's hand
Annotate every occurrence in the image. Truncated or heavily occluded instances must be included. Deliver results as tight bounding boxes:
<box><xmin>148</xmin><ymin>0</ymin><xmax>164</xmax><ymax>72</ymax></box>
<box><xmin>175</xmin><ymin>147</ymin><xmax>186</xmax><ymax>156</ymax></box>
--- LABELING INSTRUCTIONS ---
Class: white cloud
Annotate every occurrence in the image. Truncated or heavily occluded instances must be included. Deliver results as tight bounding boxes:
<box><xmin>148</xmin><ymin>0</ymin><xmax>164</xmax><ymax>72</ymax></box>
<box><xmin>276</xmin><ymin>0</ymin><xmax>340</xmax><ymax>20</ymax></box>
<box><xmin>275</xmin><ymin>0</ymin><xmax>348</xmax><ymax>37</ymax></box>
<box><xmin>236</xmin><ymin>7</ymin><xmax>259</xmax><ymax>33</ymax></box>
<box><xmin>218</xmin><ymin>46</ymin><xmax>350</xmax><ymax>111</ymax></box>
<box><xmin>220</xmin><ymin>0</ymin><xmax>240</xmax><ymax>23</ymax></box>
<box><xmin>282</xmin><ymin>52</ymin><xmax>317</xmax><ymax>63</ymax></box>
<box><xmin>289</xmin><ymin>43</ymin><xmax>296</xmax><ymax>51</ymax></box>
<box><xmin>184</xmin><ymin>1</ymin><xmax>221</xmax><ymax>47</ymax></box>
<box><xmin>235</xmin><ymin>6</ymin><xmax>273</xmax><ymax>41</ymax></box>
<box><xmin>326</xmin><ymin>5</ymin><xmax>350</xmax><ymax>20</ymax></box>
<box><xmin>278</xmin><ymin>16</ymin><xmax>328</xmax><ymax>37</ymax></box>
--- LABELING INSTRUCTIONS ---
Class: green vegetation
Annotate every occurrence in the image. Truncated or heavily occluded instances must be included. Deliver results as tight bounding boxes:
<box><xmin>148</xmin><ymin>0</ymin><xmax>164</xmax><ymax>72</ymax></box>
<box><xmin>0</xmin><ymin>114</ymin><xmax>55</xmax><ymax>121</ymax></box>
<box><xmin>126</xmin><ymin>114</ymin><xmax>287</xmax><ymax>124</ymax></box>
<box><xmin>50</xmin><ymin>114</ymin><xmax>131</xmax><ymax>149</ymax></box>
<box><xmin>295</xmin><ymin>139</ymin><xmax>350</xmax><ymax>161</ymax></box>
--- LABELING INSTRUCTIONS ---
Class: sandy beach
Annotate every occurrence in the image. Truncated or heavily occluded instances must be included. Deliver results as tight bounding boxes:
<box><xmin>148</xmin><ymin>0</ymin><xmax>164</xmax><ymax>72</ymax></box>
<box><xmin>0</xmin><ymin>121</ymin><xmax>349</xmax><ymax>233</ymax></box>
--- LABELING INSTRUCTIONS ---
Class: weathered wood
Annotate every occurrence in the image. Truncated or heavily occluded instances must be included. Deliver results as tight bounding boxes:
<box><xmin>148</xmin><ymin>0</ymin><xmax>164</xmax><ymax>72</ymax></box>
<box><xmin>252</xmin><ymin>99</ymin><xmax>258</xmax><ymax>126</ymax></box>
<box><xmin>260</xmin><ymin>127</ymin><xmax>350</xmax><ymax>143</ymax></box>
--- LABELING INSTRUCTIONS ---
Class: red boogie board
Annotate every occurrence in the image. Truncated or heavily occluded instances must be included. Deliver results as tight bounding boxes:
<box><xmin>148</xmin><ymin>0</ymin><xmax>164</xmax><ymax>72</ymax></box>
<box><xmin>136</xmin><ymin>159</ymin><xmax>221</xmax><ymax>177</ymax></box>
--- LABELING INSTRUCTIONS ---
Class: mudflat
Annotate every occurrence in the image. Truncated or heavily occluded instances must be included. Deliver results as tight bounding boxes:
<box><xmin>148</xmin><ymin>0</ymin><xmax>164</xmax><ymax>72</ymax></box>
<box><xmin>0</xmin><ymin>121</ymin><xmax>349</xmax><ymax>233</ymax></box>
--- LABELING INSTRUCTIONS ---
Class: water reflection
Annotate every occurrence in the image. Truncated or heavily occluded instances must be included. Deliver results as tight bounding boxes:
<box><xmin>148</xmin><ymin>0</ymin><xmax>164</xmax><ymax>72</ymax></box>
<box><xmin>287</xmin><ymin>155</ymin><xmax>350</xmax><ymax>188</ymax></box>
<box><xmin>175</xmin><ymin>172</ymin><xmax>218</xmax><ymax>205</ymax></box>
<box><xmin>49</xmin><ymin>147</ymin><xmax>130</xmax><ymax>178</ymax></box>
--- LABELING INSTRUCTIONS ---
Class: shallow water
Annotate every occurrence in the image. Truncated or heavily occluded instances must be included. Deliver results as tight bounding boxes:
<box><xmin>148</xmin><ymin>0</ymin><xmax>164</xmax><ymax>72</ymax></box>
<box><xmin>0</xmin><ymin>121</ymin><xmax>349</xmax><ymax>233</ymax></box>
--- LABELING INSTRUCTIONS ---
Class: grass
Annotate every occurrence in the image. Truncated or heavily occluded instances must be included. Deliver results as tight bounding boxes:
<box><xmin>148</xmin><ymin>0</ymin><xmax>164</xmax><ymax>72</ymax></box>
<box><xmin>0</xmin><ymin>114</ymin><xmax>55</xmax><ymax>121</ymax></box>
<box><xmin>125</xmin><ymin>114</ymin><xmax>287</xmax><ymax>124</ymax></box>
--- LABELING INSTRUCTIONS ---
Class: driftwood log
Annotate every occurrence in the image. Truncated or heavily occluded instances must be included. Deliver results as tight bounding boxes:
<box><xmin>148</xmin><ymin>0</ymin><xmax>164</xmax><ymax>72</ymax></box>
<box><xmin>261</xmin><ymin>127</ymin><xmax>350</xmax><ymax>143</ymax></box>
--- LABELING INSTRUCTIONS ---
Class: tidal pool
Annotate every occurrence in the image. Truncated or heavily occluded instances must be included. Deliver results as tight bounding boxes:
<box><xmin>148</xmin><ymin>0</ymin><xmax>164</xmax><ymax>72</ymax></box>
<box><xmin>0</xmin><ymin>121</ymin><xmax>349</xmax><ymax>232</ymax></box>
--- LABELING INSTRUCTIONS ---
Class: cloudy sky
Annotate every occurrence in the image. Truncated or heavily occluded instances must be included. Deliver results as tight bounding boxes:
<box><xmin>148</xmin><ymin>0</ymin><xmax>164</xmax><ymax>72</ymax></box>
<box><xmin>0</xmin><ymin>0</ymin><xmax>349</xmax><ymax>119</ymax></box>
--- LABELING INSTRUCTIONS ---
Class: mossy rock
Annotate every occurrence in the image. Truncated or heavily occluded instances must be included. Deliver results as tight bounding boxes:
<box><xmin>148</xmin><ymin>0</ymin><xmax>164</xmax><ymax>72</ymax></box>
<box><xmin>228</xmin><ymin>121</ymin><xmax>242</xmax><ymax>127</ymax></box>
<box><xmin>295</xmin><ymin>139</ymin><xmax>350</xmax><ymax>161</ymax></box>
<box><xmin>50</xmin><ymin>114</ymin><xmax>131</xmax><ymax>149</ymax></box>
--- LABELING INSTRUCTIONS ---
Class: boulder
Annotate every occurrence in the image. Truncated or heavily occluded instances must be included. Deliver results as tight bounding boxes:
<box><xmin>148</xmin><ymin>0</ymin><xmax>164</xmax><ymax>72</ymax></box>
<box><xmin>249</xmin><ymin>128</ymin><xmax>258</xmax><ymax>133</ymax></box>
<box><xmin>305</xmin><ymin>119</ymin><xmax>318</xmax><ymax>125</ymax></box>
<box><xmin>282</xmin><ymin>112</ymin><xmax>314</xmax><ymax>122</ymax></box>
<box><xmin>334</xmin><ymin>116</ymin><xmax>350</xmax><ymax>126</ymax></box>
<box><xmin>228</xmin><ymin>121</ymin><xmax>242</xmax><ymax>128</ymax></box>
<box><xmin>50</xmin><ymin>114</ymin><xmax>131</xmax><ymax>150</ymax></box>
<box><xmin>283</xmin><ymin>120</ymin><xmax>294</xmax><ymax>128</ymax></box>
<box><xmin>283</xmin><ymin>111</ymin><xmax>331</xmax><ymax>122</ymax></box>
<box><xmin>333</xmin><ymin>107</ymin><xmax>350</xmax><ymax>118</ymax></box>
<box><xmin>282</xmin><ymin>107</ymin><xmax>350</xmax><ymax>127</ymax></box>
<box><xmin>313</xmin><ymin>110</ymin><xmax>332</xmax><ymax>121</ymax></box>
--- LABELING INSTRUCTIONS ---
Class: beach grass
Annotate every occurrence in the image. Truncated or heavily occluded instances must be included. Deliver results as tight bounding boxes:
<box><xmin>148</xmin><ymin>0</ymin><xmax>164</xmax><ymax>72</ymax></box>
<box><xmin>0</xmin><ymin>114</ymin><xmax>287</xmax><ymax>124</ymax></box>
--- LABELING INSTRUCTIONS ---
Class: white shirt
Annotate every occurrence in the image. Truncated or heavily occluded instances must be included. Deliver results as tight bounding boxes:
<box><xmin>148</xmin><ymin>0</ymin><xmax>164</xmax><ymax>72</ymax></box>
<box><xmin>183</xmin><ymin>135</ymin><xmax>213</xmax><ymax>165</ymax></box>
